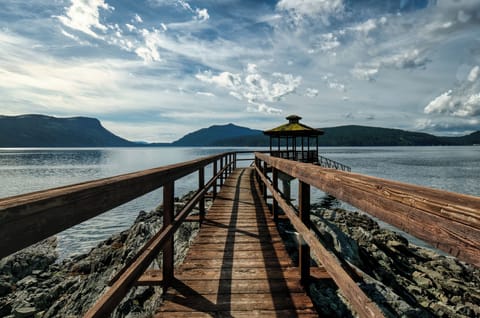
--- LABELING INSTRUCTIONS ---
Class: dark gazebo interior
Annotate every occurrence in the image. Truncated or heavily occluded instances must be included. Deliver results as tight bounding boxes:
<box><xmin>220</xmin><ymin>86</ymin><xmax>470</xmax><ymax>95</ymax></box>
<box><xmin>263</xmin><ymin>115</ymin><xmax>323</xmax><ymax>163</ymax></box>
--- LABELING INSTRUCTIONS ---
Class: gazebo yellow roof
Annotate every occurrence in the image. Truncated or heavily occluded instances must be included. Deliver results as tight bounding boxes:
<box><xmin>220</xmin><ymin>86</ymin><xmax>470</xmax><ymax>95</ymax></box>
<box><xmin>263</xmin><ymin>115</ymin><xmax>324</xmax><ymax>136</ymax></box>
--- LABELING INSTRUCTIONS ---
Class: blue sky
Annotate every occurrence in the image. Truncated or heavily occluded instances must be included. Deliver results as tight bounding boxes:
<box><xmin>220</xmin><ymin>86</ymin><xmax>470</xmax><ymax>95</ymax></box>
<box><xmin>1</xmin><ymin>0</ymin><xmax>479</xmax><ymax>142</ymax></box>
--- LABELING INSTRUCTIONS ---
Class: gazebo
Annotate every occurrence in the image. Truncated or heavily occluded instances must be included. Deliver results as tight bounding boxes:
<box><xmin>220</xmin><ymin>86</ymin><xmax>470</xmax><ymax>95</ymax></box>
<box><xmin>263</xmin><ymin>115</ymin><xmax>323</xmax><ymax>163</ymax></box>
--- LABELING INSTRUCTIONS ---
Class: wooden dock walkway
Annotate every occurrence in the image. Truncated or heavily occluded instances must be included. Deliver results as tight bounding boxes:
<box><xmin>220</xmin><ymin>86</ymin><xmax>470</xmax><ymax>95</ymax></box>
<box><xmin>154</xmin><ymin>167</ymin><xmax>317</xmax><ymax>317</ymax></box>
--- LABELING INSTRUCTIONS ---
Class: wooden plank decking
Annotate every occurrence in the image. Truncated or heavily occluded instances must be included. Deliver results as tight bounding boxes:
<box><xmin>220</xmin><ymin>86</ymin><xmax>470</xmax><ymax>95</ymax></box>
<box><xmin>155</xmin><ymin>167</ymin><xmax>317</xmax><ymax>317</ymax></box>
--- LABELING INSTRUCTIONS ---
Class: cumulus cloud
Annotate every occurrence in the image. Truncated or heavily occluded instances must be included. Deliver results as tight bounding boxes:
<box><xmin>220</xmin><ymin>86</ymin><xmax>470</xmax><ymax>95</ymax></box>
<box><xmin>195</xmin><ymin>8</ymin><xmax>210</xmax><ymax>22</ymax></box>
<box><xmin>56</xmin><ymin>0</ymin><xmax>114</xmax><ymax>38</ymax></box>
<box><xmin>196</xmin><ymin>64</ymin><xmax>301</xmax><ymax>114</ymax></box>
<box><xmin>134</xmin><ymin>28</ymin><xmax>165</xmax><ymax>62</ymax></box>
<box><xmin>424</xmin><ymin>78</ymin><xmax>480</xmax><ymax>118</ymax></box>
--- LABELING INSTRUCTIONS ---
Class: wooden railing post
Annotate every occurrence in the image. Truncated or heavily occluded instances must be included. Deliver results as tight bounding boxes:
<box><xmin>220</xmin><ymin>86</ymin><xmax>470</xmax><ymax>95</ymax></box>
<box><xmin>163</xmin><ymin>181</ymin><xmax>175</xmax><ymax>287</ymax></box>
<box><xmin>213</xmin><ymin>160</ymin><xmax>217</xmax><ymax>199</ymax></box>
<box><xmin>233</xmin><ymin>152</ymin><xmax>237</xmax><ymax>170</ymax></box>
<box><xmin>299</xmin><ymin>180</ymin><xmax>311</xmax><ymax>287</ymax></box>
<box><xmin>199</xmin><ymin>167</ymin><xmax>205</xmax><ymax>224</ymax></box>
<box><xmin>220</xmin><ymin>157</ymin><xmax>224</xmax><ymax>187</ymax></box>
<box><xmin>272</xmin><ymin>168</ymin><xmax>279</xmax><ymax>222</ymax></box>
<box><xmin>263</xmin><ymin>160</ymin><xmax>268</xmax><ymax>201</ymax></box>
<box><xmin>227</xmin><ymin>153</ymin><xmax>231</xmax><ymax>175</ymax></box>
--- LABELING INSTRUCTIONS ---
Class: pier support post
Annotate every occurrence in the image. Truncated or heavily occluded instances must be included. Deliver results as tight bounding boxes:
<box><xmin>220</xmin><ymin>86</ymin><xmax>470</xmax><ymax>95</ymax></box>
<box><xmin>199</xmin><ymin>167</ymin><xmax>205</xmax><ymax>225</ymax></box>
<box><xmin>299</xmin><ymin>181</ymin><xmax>311</xmax><ymax>287</ymax></box>
<box><xmin>163</xmin><ymin>181</ymin><xmax>175</xmax><ymax>287</ymax></box>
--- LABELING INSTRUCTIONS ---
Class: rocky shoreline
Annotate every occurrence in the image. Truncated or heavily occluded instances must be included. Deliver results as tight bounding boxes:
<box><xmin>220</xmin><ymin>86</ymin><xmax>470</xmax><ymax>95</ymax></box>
<box><xmin>305</xmin><ymin>197</ymin><xmax>480</xmax><ymax>318</ymax></box>
<box><xmin>0</xmin><ymin>191</ymin><xmax>204</xmax><ymax>318</ymax></box>
<box><xmin>0</xmin><ymin>193</ymin><xmax>479</xmax><ymax>317</ymax></box>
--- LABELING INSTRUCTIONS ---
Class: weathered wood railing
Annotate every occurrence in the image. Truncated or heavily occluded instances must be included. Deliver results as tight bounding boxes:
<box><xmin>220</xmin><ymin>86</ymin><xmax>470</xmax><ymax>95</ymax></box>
<box><xmin>255</xmin><ymin>152</ymin><xmax>480</xmax><ymax>318</ymax></box>
<box><xmin>0</xmin><ymin>152</ymin><xmax>237</xmax><ymax>260</ymax></box>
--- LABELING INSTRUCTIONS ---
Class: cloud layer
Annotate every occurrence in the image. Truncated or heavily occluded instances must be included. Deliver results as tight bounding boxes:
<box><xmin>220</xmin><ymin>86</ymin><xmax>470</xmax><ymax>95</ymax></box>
<box><xmin>0</xmin><ymin>0</ymin><xmax>479</xmax><ymax>141</ymax></box>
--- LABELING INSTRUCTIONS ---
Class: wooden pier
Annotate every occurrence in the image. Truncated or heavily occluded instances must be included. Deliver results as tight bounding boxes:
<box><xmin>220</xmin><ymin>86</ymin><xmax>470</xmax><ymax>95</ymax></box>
<box><xmin>153</xmin><ymin>167</ymin><xmax>317</xmax><ymax>316</ymax></box>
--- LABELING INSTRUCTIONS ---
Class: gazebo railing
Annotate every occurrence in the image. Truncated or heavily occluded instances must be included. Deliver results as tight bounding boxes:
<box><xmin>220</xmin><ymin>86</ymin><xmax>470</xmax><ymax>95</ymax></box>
<box><xmin>317</xmin><ymin>155</ymin><xmax>351</xmax><ymax>172</ymax></box>
<box><xmin>270</xmin><ymin>150</ymin><xmax>351</xmax><ymax>172</ymax></box>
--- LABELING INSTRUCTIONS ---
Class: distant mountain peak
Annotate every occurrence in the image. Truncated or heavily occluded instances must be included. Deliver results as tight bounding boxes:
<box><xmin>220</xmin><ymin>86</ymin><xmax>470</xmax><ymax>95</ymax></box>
<box><xmin>172</xmin><ymin>123</ymin><xmax>261</xmax><ymax>146</ymax></box>
<box><xmin>0</xmin><ymin>114</ymin><xmax>134</xmax><ymax>147</ymax></box>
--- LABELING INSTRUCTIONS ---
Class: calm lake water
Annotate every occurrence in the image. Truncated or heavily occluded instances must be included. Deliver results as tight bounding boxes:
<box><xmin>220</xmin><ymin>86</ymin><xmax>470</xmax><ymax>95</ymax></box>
<box><xmin>1</xmin><ymin>146</ymin><xmax>479</xmax><ymax>258</ymax></box>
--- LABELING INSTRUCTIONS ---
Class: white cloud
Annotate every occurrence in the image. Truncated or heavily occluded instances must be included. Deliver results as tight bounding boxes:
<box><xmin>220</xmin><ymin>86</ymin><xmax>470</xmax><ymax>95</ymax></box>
<box><xmin>468</xmin><ymin>65</ymin><xmax>480</xmax><ymax>82</ymax></box>
<box><xmin>276</xmin><ymin>0</ymin><xmax>344</xmax><ymax>25</ymax></box>
<box><xmin>125</xmin><ymin>23</ymin><xmax>136</xmax><ymax>32</ymax></box>
<box><xmin>305</xmin><ymin>88</ymin><xmax>318</xmax><ymax>98</ymax></box>
<box><xmin>247</xmin><ymin>102</ymin><xmax>282</xmax><ymax>115</ymax></box>
<box><xmin>195</xmin><ymin>8</ymin><xmax>209</xmax><ymax>22</ymax></box>
<box><xmin>424</xmin><ymin>90</ymin><xmax>480</xmax><ymax>118</ymax></box>
<box><xmin>56</xmin><ymin>0</ymin><xmax>114</xmax><ymax>38</ymax></box>
<box><xmin>135</xmin><ymin>28</ymin><xmax>163</xmax><ymax>62</ymax></box>
<box><xmin>177</xmin><ymin>0</ymin><xmax>193</xmax><ymax>11</ymax></box>
<box><xmin>60</xmin><ymin>29</ymin><xmax>92</xmax><ymax>46</ymax></box>
<box><xmin>352</xmin><ymin>49</ymin><xmax>430</xmax><ymax>81</ymax></box>
<box><xmin>415</xmin><ymin>118</ymin><xmax>479</xmax><ymax>133</ymax></box>
<box><xmin>383</xmin><ymin>49</ymin><xmax>430</xmax><ymax>70</ymax></box>
<box><xmin>318</xmin><ymin>33</ymin><xmax>340</xmax><ymax>52</ymax></box>
<box><xmin>196</xmin><ymin>91</ymin><xmax>215</xmax><ymax>97</ymax></box>
<box><xmin>196</xmin><ymin>71</ymin><xmax>242</xmax><ymax>89</ymax></box>
<box><xmin>328</xmin><ymin>81</ymin><xmax>346</xmax><ymax>92</ymax></box>
<box><xmin>424</xmin><ymin>90</ymin><xmax>454</xmax><ymax>115</ymax></box>
<box><xmin>196</xmin><ymin>64</ymin><xmax>301</xmax><ymax>114</ymax></box>
<box><xmin>134</xmin><ymin>14</ymin><xmax>143</xmax><ymax>23</ymax></box>
<box><xmin>350</xmin><ymin>18</ymin><xmax>379</xmax><ymax>35</ymax></box>
<box><xmin>351</xmin><ymin>66</ymin><xmax>379</xmax><ymax>81</ymax></box>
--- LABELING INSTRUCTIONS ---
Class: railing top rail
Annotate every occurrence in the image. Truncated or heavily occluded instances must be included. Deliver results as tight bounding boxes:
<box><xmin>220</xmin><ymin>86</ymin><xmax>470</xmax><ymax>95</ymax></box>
<box><xmin>255</xmin><ymin>152</ymin><xmax>480</xmax><ymax>266</ymax></box>
<box><xmin>0</xmin><ymin>151</ymin><xmax>235</xmax><ymax>259</ymax></box>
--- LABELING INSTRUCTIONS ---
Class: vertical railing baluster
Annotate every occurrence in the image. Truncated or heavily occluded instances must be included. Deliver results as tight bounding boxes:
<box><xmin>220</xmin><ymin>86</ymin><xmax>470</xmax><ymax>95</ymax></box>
<box><xmin>213</xmin><ymin>160</ymin><xmax>217</xmax><ymax>199</ymax></box>
<box><xmin>199</xmin><ymin>166</ymin><xmax>205</xmax><ymax>225</ymax></box>
<box><xmin>162</xmin><ymin>181</ymin><xmax>175</xmax><ymax>287</ymax></box>
<box><xmin>272</xmin><ymin>167</ymin><xmax>279</xmax><ymax>222</ymax></box>
<box><xmin>263</xmin><ymin>160</ymin><xmax>268</xmax><ymax>201</ymax></box>
<box><xmin>228</xmin><ymin>153</ymin><xmax>231</xmax><ymax>175</ymax></box>
<box><xmin>299</xmin><ymin>180</ymin><xmax>311</xmax><ymax>287</ymax></box>
<box><xmin>220</xmin><ymin>156</ymin><xmax>224</xmax><ymax>187</ymax></box>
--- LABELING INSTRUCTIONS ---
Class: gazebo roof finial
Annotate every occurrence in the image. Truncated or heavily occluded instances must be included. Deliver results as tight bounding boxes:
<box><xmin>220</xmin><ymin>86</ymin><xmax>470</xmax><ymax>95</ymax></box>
<box><xmin>263</xmin><ymin>114</ymin><xmax>323</xmax><ymax>136</ymax></box>
<box><xmin>286</xmin><ymin>114</ymin><xmax>302</xmax><ymax>124</ymax></box>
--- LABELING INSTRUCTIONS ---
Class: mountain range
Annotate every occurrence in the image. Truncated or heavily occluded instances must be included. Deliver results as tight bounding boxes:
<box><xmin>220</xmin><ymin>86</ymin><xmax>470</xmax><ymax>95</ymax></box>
<box><xmin>0</xmin><ymin>114</ymin><xmax>479</xmax><ymax>147</ymax></box>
